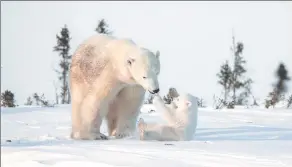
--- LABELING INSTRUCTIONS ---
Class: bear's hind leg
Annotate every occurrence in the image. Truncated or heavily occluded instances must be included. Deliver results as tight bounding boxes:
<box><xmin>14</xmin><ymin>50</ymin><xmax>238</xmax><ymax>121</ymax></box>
<box><xmin>70</xmin><ymin>83</ymin><xmax>85</xmax><ymax>140</ymax></box>
<box><xmin>79</xmin><ymin>92</ymin><xmax>108</xmax><ymax>140</ymax></box>
<box><xmin>71</xmin><ymin>100</ymin><xmax>82</xmax><ymax>139</ymax></box>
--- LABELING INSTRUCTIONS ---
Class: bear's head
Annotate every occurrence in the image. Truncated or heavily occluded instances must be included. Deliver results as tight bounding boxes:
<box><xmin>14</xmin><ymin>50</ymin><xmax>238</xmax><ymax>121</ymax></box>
<box><xmin>172</xmin><ymin>93</ymin><xmax>198</xmax><ymax>111</ymax></box>
<box><xmin>126</xmin><ymin>48</ymin><xmax>160</xmax><ymax>94</ymax></box>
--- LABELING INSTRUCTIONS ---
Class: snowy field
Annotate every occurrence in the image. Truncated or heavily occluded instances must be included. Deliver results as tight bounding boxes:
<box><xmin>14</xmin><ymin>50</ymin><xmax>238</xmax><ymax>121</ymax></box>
<box><xmin>1</xmin><ymin>105</ymin><xmax>292</xmax><ymax>167</ymax></box>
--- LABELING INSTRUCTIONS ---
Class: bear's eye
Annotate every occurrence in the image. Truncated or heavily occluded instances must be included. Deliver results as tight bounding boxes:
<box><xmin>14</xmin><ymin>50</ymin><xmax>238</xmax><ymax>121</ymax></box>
<box><xmin>127</xmin><ymin>58</ymin><xmax>135</xmax><ymax>66</ymax></box>
<box><xmin>143</xmin><ymin>76</ymin><xmax>147</xmax><ymax>79</ymax></box>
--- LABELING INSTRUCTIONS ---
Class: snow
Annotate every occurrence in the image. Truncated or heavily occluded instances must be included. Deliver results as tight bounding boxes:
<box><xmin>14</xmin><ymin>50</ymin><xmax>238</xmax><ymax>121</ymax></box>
<box><xmin>1</xmin><ymin>105</ymin><xmax>292</xmax><ymax>167</ymax></box>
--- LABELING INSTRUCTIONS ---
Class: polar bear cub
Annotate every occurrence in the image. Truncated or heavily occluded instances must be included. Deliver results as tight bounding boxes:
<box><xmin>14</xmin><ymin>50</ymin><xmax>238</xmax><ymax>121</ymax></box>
<box><xmin>138</xmin><ymin>93</ymin><xmax>198</xmax><ymax>141</ymax></box>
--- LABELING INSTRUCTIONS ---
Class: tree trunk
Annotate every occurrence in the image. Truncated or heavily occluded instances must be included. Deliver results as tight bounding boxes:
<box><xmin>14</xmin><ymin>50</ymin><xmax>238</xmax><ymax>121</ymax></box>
<box><xmin>224</xmin><ymin>87</ymin><xmax>228</xmax><ymax>102</ymax></box>
<box><xmin>62</xmin><ymin>73</ymin><xmax>67</xmax><ymax>104</ymax></box>
<box><xmin>62</xmin><ymin>60</ymin><xmax>67</xmax><ymax>104</ymax></box>
<box><xmin>232</xmin><ymin>87</ymin><xmax>236</xmax><ymax>103</ymax></box>
<box><xmin>53</xmin><ymin>81</ymin><xmax>59</xmax><ymax>104</ymax></box>
<box><xmin>67</xmin><ymin>85</ymin><xmax>71</xmax><ymax>104</ymax></box>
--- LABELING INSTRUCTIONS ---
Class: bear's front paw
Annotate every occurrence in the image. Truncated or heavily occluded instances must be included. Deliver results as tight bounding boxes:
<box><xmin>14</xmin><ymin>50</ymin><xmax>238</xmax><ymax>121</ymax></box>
<box><xmin>90</xmin><ymin>132</ymin><xmax>108</xmax><ymax>140</ymax></box>
<box><xmin>71</xmin><ymin>131</ymin><xmax>81</xmax><ymax>140</ymax></box>
<box><xmin>74</xmin><ymin>131</ymin><xmax>108</xmax><ymax>140</ymax></box>
<box><xmin>115</xmin><ymin>131</ymin><xmax>132</xmax><ymax>139</ymax></box>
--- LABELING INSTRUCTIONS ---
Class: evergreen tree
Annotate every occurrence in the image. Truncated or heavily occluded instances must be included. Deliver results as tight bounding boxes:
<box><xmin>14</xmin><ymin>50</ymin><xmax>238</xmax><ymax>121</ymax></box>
<box><xmin>39</xmin><ymin>93</ymin><xmax>49</xmax><ymax>107</ymax></box>
<box><xmin>237</xmin><ymin>78</ymin><xmax>253</xmax><ymax>106</ymax></box>
<box><xmin>287</xmin><ymin>94</ymin><xmax>292</xmax><ymax>109</ymax></box>
<box><xmin>53</xmin><ymin>25</ymin><xmax>72</xmax><ymax>104</ymax></box>
<box><xmin>230</xmin><ymin>35</ymin><xmax>251</xmax><ymax>104</ymax></box>
<box><xmin>33</xmin><ymin>93</ymin><xmax>40</xmax><ymax>106</ymax></box>
<box><xmin>95</xmin><ymin>19</ymin><xmax>112</xmax><ymax>34</ymax></box>
<box><xmin>32</xmin><ymin>93</ymin><xmax>51</xmax><ymax>107</ymax></box>
<box><xmin>1</xmin><ymin>90</ymin><xmax>16</xmax><ymax>107</ymax></box>
<box><xmin>197</xmin><ymin>97</ymin><xmax>205</xmax><ymax>108</ymax></box>
<box><xmin>216</xmin><ymin>33</ymin><xmax>253</xmax><ymax>107</ymax></box>
<box><xmin>265</xmin><ymin>63</ymin><xmax>290</xmax><ymax>108</ymax></box>
<box><xmin>216</xmin><ymin>60</ymin><xmax>232</xmax><ymax>101</ymax></box>
<box><xmin>275</xmin><ymin>63</ymin><xmax>290</xmax><ymax>93</ymax></box>
<box><xmin>25</xmin><ymin>96</ymin><xmax>33</xmax><ymax>106</ymax></box>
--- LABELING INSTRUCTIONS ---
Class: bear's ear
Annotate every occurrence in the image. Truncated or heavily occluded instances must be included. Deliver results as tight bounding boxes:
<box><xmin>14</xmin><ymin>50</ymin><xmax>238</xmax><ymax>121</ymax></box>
<box><xmin>127</xmin><ymin>58</ymin><xmax>135</xmax><ymax>66</ymax></box>
<box><xmin>185</xmin><ymin>100</ymin><xmax>192</xmax><ymax>107</ymax></box>
<box><xmin>155</xmin><ymin>51</ymin><xmax>160</xmax><ymax>59</ymax></box>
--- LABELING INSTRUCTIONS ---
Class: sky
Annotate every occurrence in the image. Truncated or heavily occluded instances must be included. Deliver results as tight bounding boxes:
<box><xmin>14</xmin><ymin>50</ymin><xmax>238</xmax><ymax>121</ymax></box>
<box><xmin>1</xmin><ymin>1</ymin><xmax>292</xmax><ymax>105</ymax></box>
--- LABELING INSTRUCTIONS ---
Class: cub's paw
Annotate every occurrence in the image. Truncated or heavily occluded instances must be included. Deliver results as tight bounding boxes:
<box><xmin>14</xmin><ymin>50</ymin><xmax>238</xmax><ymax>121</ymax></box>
<box><xmin>139</xmin><ymin>129</ymin><xmax>146</xmax><ymax>140</ymax></box>
<box><xmin>138</xmin><ymin>118</ymin><xmax>146</xmax><ymax>131</ymax></box>
<box><xmin>138</xmin><ymin>118</ymin><xmax>146</xmax><ymax>140</ymax></box>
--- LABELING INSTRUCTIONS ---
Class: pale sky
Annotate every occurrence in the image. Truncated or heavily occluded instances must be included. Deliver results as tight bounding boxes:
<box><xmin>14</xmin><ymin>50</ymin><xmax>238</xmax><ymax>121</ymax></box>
<box><xmin>1</xmin><ymin>1</ymin><xmax>292</xmax><ymax>105</ymax></box>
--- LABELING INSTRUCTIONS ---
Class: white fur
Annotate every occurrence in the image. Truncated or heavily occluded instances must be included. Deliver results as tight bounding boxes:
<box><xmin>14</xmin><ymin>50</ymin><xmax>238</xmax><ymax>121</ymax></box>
<box><xmin>138</xmin><ymin>93</ymin><xmax>198</xmax><ymax>141</ymax></box>
<box><xmin>70</xmin><ymin>34</ymin><xmax>161</xmax><ymax>140</ymax></box>
<box><xmin>125</xmin><ymin>48</ymin><xmax>160</xmax><ymax>93</ymax></box>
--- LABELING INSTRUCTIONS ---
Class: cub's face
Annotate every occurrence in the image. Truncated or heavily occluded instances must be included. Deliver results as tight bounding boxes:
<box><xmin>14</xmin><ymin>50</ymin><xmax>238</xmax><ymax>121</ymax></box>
<box><xmin>173</xmin><ymin>94</ymin><xmax>196</xmax><ymax>111</ymax></box>
<box><xmin>126</xmin><ymin>49</ymin><xmax>160</xmax><ymax>94</ymax></box>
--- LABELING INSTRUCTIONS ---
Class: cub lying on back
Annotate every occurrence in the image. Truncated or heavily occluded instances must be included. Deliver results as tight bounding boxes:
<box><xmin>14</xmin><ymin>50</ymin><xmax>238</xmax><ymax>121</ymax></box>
<box><xmin>138</xmin><ymin>93</ymin><xmax>198</xmax><ymax>141</ymax></box>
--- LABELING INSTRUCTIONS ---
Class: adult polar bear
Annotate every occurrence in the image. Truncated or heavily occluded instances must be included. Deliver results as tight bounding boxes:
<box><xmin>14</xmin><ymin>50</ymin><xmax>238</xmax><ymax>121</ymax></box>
<box><xmin>70</xmin><ymin>34</ymin><xmax>161</xmax><ymax>140</ymax></box>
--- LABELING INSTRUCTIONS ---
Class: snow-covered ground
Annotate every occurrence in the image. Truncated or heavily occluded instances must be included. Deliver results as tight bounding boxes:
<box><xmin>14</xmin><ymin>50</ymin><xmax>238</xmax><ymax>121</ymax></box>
<box><xmin>1</xmin><ymin>105</ymin><xmax>292</xmax><ymax>167</ymax></box>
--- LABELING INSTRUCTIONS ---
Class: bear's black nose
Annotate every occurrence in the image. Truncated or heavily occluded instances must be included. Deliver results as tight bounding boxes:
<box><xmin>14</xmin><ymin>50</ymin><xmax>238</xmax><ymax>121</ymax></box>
<box><xmin>152</xmin><ymin>89</ymin><xmax>160</xmax><ymax>94</ymax></box>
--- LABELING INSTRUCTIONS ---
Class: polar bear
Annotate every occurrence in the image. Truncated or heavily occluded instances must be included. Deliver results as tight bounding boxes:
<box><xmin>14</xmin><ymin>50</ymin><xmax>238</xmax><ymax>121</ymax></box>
<box><xmin>138</xmin><ymin>93</ymin><xmax>198</xmax><ymax>141</ymax></box>
<box><xmin>69</xmin><ymin>34</ymin><xmax>161</xmax><ymax>140</ymax></box>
